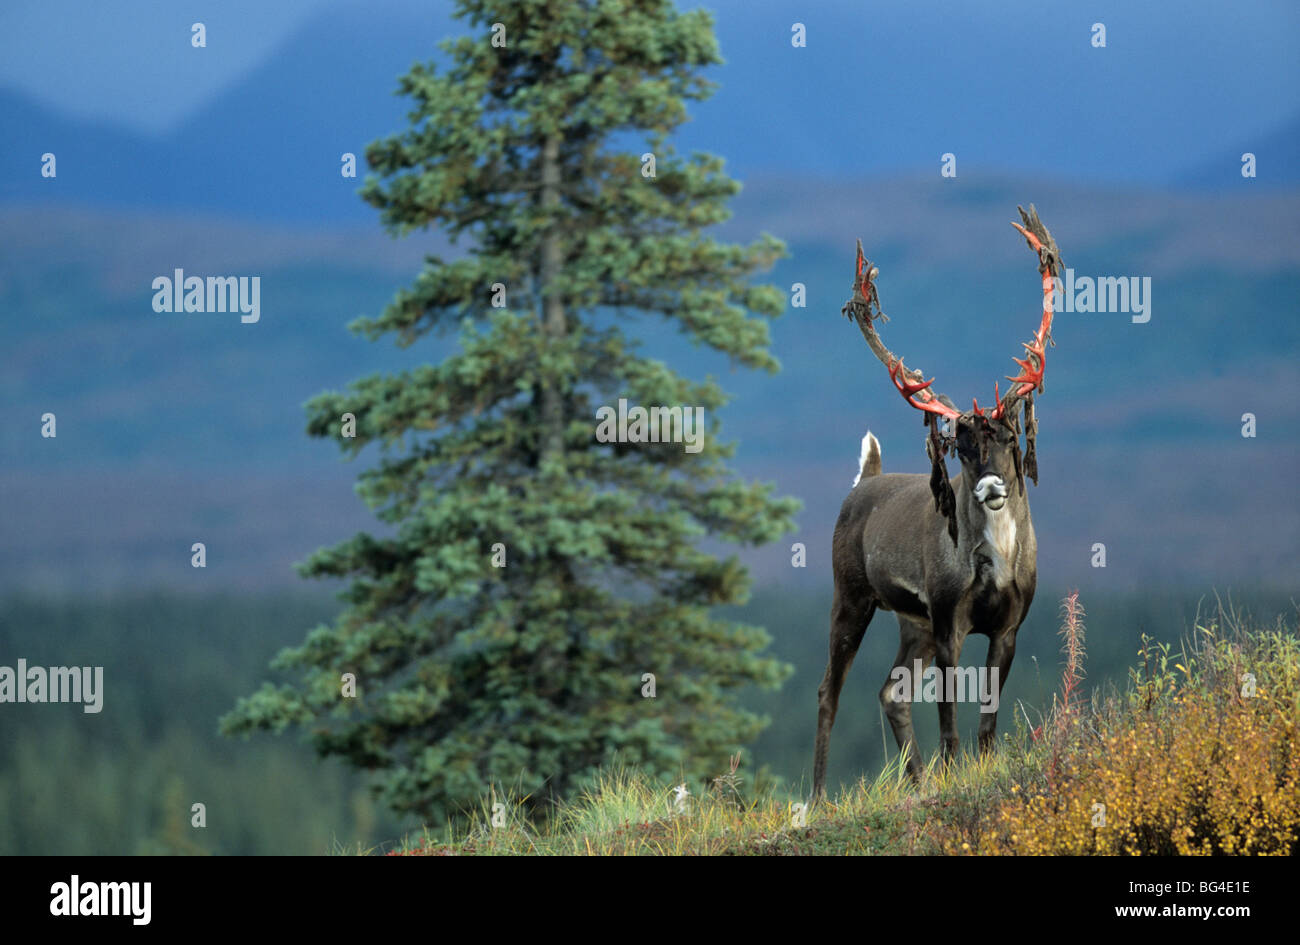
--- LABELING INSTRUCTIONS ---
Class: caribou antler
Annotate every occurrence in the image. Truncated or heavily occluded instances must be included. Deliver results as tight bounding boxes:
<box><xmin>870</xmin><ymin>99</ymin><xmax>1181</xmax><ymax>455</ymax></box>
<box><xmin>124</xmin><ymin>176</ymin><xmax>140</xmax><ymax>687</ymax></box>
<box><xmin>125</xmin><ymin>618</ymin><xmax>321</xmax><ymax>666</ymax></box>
<box><xmin>991</xmin><ymin>204</ymin><xmax>1062</xmax><ymax>421</ymax></box>
<box><xmin>841</xmin><ymin>207</ymin><xmax>1062</xmax><ymax>491</ymax></box>
<box><xmin>843</xmin><ymin>206</ymin><xmax>1062</xmax><ymax>432</ymax></box>
<box><xmin>842</xmin><ymin>239</ymin><xmax>962</xmax><ymax>422</ymax></box>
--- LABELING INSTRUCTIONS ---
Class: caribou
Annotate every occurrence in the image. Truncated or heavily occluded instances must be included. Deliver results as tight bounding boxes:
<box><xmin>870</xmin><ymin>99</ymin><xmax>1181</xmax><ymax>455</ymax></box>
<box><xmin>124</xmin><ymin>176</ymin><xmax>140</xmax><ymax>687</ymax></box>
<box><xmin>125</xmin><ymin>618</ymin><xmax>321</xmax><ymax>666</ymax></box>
<box><xmin>812</xmin><ymin>205</ymin><xmax>1063</xmax><ymax>797</ymax></box>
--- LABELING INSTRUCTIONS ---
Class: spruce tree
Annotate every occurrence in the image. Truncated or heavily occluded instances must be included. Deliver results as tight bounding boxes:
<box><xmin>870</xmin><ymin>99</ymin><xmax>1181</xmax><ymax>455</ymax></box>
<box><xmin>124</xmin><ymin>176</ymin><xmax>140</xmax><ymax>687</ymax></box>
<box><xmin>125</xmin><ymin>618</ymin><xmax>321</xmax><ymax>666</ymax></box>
<box><xmin>222</xmin><ymin>0</ymin><xmax>799</xmax><ymax>824</ymax></box>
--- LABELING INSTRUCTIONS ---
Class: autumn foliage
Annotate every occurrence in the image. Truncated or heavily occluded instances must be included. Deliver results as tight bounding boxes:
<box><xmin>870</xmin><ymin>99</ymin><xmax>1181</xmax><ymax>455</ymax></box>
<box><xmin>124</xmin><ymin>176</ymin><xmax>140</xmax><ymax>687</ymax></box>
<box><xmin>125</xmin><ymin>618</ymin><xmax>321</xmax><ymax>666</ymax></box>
<box><xmin>973</xmin><ymin>605</ymin><xmax>1299</xmax><ymax>855</ymax></box>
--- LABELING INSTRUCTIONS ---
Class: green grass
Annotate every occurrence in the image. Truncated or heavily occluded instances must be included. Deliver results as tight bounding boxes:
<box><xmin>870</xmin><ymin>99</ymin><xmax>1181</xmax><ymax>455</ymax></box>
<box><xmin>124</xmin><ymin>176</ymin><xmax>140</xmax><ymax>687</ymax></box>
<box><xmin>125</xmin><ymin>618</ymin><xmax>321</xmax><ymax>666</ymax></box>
<box><xmin>377</xmin><ymin>745</ymin><xmax>1046</xmax><ymax>855</ymax></box>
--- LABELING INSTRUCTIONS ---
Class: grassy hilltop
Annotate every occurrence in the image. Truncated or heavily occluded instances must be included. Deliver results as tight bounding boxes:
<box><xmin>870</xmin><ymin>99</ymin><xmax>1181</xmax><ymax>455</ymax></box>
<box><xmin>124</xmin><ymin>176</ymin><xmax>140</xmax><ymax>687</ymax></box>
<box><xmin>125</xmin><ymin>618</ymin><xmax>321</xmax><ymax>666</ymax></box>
<box><xmin>382</xmin><ymin>598</ymin><xmax>1299</xmax><ymax>856</ymax></box>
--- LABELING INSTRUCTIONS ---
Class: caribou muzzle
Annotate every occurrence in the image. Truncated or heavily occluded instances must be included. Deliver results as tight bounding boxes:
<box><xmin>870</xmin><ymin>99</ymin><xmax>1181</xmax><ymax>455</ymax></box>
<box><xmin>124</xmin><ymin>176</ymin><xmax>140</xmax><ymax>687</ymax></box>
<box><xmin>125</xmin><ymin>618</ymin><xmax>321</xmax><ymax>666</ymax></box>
<box><xmin>974</xmin><ymin>475</ymin><xmax>1008</xmax><ymax>510</ymax></box>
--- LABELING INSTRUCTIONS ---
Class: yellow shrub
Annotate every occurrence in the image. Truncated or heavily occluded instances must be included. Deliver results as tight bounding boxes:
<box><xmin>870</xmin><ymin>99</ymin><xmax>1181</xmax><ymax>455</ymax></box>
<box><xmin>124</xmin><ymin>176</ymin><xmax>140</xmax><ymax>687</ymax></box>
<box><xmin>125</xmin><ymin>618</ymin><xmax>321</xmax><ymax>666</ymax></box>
<box><xmin>974</xmin><ymin>628</ymin><xmax>1299</xmax><ymax>855</ymax></box>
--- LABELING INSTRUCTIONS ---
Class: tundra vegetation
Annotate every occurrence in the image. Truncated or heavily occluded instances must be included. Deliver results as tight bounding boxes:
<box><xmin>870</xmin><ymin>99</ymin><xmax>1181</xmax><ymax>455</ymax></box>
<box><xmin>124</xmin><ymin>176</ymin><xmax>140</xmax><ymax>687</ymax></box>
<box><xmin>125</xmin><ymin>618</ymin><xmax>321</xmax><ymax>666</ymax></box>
<box><xmin>381</xmin><ymin>596</ymin><xmax>1299</xmax><ymax>856</ymax></box>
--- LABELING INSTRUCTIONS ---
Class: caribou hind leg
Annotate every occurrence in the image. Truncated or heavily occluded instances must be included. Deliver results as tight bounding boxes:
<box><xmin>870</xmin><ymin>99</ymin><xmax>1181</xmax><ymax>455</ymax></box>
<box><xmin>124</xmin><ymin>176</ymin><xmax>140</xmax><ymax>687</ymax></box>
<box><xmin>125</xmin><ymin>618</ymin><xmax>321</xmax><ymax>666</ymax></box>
<box><xmin>812</xmin><ymin>590</ymin><xmax>876</xmax><ymax>800</ymax></box>
<box><xmin>880</xmin><ymin>616</ymin><xmax>935</xmax><ymax>782</ymax></box>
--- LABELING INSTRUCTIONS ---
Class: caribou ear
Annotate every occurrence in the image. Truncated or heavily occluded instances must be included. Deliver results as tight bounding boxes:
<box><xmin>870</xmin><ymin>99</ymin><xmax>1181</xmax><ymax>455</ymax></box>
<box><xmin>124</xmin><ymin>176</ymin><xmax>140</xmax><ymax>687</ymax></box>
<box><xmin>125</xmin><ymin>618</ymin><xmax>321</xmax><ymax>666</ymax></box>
<box><xmin>926</xmin><ymin>422</ymin><xmax>958</xmax><ymax>545</ymax></box>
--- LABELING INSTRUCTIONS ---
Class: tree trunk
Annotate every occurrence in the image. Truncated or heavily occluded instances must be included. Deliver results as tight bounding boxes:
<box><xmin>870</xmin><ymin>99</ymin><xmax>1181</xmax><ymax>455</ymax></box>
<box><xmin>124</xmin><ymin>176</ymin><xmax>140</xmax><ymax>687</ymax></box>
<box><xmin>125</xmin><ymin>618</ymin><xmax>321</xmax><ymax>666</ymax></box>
<box><xmin>538</xmin><ymin>131</ymin><xmax>566</xmax><ymax>465</ymax></box>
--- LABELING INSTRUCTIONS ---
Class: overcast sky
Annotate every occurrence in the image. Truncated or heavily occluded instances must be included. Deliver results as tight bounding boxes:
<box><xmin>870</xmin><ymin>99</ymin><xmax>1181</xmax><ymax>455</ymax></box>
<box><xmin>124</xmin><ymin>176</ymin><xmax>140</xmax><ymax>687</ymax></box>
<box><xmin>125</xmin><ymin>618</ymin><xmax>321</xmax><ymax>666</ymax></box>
<box><xmin>1</xmin><ymin>0</ymin><xmax>1296</xmax><ymax>145</ymax></box>
<box><xmin>0</xmin><ymin>0</ymin><xmax>332</xmax><ymax>133</ymax></box>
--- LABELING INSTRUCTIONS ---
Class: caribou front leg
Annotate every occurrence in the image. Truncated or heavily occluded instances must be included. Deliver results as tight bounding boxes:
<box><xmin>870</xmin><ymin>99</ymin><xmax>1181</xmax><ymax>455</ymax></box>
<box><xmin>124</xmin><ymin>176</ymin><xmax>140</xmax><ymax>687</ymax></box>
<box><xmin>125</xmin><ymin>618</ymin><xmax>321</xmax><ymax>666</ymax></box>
<box><xmin>978</xmin><ymin>628</ymin><xmax>1017</xmax><ymax>752</ymax></box>
<box><xmin>932</xmin><ymin>609</ymin><xmax>970</xmax><ymax>766</ymax></box>
<box><xmin>934</xmin><ymin>644</ymin><xmax>960</xmax><ymax>764</ymax></box>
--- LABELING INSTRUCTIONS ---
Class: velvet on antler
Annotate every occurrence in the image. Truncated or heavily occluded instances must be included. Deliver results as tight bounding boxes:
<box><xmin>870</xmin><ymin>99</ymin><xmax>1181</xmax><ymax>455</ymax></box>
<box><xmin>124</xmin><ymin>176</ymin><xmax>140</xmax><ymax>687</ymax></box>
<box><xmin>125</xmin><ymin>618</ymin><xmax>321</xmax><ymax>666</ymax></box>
<box><xmin>843</xmin><ymin>241</ymin><xmax>962</xmax><ymax>422</ymax></box>
<box><xmin>842</xmin><ymin>245</ymin><xmax>960</xmax><ymax>539</ymax></box>
<box><xmin>841</xmin><ymin>206</ymin><xmax>1063</xmax><ymax>512</ymax></box>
